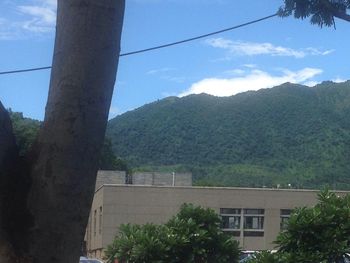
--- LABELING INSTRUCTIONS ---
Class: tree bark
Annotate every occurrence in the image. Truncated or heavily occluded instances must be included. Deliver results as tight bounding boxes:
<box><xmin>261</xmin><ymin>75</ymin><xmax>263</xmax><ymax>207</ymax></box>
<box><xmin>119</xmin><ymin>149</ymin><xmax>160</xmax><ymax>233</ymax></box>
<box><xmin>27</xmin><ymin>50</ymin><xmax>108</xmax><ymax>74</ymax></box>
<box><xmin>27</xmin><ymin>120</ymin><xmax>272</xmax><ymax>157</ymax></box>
<box><xmin>0</xmin><ymin>103</ymin><xmax>19</xmax><ymax>262</ymax></box>
<box><xmin>0</xmin><ymin>1</ymin><xmax>125</xmax><ymax>262</ymax></box>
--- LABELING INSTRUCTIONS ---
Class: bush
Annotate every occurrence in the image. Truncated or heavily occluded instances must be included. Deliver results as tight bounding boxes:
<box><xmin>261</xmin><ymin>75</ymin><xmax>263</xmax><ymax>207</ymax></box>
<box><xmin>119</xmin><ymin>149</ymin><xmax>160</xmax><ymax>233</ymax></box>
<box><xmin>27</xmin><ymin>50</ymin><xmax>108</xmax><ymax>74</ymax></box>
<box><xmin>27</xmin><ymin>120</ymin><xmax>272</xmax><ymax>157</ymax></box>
<box><xmin>105</xmin><ymin>203</ymin><xmax>240</xmax><ymax>263</ymax></box>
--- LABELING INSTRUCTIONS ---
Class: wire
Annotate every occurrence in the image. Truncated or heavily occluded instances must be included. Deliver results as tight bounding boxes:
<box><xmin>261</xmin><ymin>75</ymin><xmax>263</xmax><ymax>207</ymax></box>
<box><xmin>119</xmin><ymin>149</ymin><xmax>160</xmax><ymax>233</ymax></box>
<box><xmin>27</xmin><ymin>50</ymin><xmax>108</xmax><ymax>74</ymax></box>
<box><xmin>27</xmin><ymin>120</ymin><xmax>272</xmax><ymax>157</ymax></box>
<box><xmin>119</xmin><ymin>12</ymin><xmax>278</xmax><ymax>57</ymax></box>
<box><xmin>0</xmin><ymin>66</ymin><xmax>52</xmax><ymax>75</ymax></box>
<box><xmin>0</xmin><ymin>12</ymin><xmax>278</xmax><ymax>75</ymax></box>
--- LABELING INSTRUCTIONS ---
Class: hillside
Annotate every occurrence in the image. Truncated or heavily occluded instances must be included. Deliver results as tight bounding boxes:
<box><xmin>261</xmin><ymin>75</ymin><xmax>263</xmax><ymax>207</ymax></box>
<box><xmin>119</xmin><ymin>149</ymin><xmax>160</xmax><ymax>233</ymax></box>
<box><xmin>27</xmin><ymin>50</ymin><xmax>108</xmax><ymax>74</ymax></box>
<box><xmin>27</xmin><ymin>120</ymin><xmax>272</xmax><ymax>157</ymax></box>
<box><xmin>8</xmin><ymin>111</ymin><xmax>123</xmax><ymax>171</ymax></box>
<box><xmin>107</xmin><ymin>81</ymin><xmax>350</xmax><ymax>189</ymax></box>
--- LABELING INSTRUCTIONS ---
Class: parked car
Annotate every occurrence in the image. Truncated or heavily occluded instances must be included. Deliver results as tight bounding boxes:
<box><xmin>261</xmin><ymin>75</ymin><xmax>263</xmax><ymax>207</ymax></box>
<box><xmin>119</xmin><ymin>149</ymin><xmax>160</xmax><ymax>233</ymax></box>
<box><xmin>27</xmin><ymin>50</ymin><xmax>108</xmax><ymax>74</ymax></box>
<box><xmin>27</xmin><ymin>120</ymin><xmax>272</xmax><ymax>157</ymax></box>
<box><xmin>79</xmin><ymin>256</ymin><xmax>104</xmax><ymax>263</ymax></box>
<box><xmin>239</xmin><ymin>251</ymin><xmax>256</xmax><ymax>263</ymax></box>
<box><xmin>330</xmin><ymin>254</ymin><xmax>350</xmax><ymax>263</ymax></box>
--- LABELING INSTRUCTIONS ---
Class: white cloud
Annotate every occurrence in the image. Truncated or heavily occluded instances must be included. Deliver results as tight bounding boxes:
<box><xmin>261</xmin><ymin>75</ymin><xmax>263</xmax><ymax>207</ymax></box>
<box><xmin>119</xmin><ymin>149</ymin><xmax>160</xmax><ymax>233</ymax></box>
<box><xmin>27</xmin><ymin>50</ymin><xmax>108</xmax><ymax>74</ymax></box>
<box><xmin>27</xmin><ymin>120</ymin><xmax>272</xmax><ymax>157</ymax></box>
<box><xmin>243</xmin><ymin>64</ymin><xmax>257</xmax><ymax>69</ymax></box>
<box><xmin>303</xmin><ymin>81</ymin><xmax>320</xmax><ymax>87</ymax></box>
<box><xmin>305</xmin><ymin>47</ymin><xmax>335</xmax><ymax>56</ymax></box>
<box><xmin>206</xmin><ymin>38</ymin><xmax>334</xmax><ymax>58</ymax></box>
<box><xmin>161</xmin><ymin>91</ymin><xmax>178</xmax><ymax>97</ymax></box>
<box><xmin>146</xmin><ymin>67</ymin><xmax>175</xmax><ymax>75</ymax></box>
<box><xmin>108</xmin><ymin>106</ymin><xmax>122</xmax><ymax>119</ymax></box>
<box><xmin>18</xmin><ymin>0</ymin><xmax>56</xmax><ymax>33</ymax></box>
<box><xmin>224</xmin><ymin>69</ymin><xmax>245</xmax><ymax>76</ymax></box>
<box><xmin>146</xmin><ymin>67</ymin><xmax>185</xmax><ymax>83</ymax></box>
<box><xmin>332</xmin><ymin>77</ymin><xmax>347</xmax><ymax>83</ymax></box>
<box><xmin>179</xmin><ymin>68</ymin><xmax>323</xmax><ymax>97</ymax></box>
<box><xmin>0</xmin><ymin>18</ymin><xmax>18</xmax><ymax>40</ymax></box>
<box><xmin>160</xmin><ymin>76</ymin><xmax>186</xmax><ymax>83</ymax></box>
<box><xmin>0</xmin><ymin>0</ymin><xmax>56</xmax><ymax>39</ymax></box>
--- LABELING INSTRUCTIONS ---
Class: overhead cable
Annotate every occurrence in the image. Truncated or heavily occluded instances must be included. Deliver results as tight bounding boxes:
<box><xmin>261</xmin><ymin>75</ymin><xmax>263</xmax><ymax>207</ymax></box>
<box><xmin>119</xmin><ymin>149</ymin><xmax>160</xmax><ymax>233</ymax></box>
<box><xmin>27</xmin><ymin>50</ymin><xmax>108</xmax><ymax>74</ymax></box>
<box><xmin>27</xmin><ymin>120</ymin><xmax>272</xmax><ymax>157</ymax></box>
<box><xmin>0</xmin><ymin>12</ymin><xmax>278</xmax><ymax>75</ymax></box>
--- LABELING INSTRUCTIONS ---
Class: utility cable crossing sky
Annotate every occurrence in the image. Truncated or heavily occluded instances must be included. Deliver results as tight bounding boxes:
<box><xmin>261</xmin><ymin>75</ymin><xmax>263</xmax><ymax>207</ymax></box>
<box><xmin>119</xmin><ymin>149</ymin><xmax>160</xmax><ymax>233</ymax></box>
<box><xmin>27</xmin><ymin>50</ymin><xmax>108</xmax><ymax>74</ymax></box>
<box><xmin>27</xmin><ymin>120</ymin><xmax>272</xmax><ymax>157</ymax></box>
<box><xmin>0</xmin><ymin>12</ymin><xmax>278</xmax><ymax>76</ymax></box>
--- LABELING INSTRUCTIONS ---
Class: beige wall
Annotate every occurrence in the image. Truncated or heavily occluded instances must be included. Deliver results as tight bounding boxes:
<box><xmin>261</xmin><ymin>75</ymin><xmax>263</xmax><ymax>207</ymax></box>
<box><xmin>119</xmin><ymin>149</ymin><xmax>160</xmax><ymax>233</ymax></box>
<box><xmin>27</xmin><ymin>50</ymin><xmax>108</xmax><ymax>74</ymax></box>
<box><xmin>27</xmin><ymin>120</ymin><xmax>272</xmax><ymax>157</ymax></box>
<box><xmin>87</xmin><ymin>188</ymin><xmax>104</xmax><ymax>252</ymax></box>
<box><xmin>87</xmin><ymin>185</ymin><xmax>349</xmax><ymax>257</ymax></box>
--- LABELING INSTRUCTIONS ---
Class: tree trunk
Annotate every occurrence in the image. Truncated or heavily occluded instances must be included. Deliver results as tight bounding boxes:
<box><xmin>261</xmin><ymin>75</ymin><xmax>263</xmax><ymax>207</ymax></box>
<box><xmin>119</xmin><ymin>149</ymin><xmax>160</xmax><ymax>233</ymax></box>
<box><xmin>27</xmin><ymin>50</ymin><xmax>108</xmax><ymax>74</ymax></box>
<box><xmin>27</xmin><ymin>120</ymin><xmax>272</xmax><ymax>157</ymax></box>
<box><xmin>0</xmin><ymin>1</ymin><xmax>125</xmax><ymax>262</ymax></box>
<box><xmin>0</xmin><ymin>102</ymin><xmax>19</xmax><ymax>262</ymax></box>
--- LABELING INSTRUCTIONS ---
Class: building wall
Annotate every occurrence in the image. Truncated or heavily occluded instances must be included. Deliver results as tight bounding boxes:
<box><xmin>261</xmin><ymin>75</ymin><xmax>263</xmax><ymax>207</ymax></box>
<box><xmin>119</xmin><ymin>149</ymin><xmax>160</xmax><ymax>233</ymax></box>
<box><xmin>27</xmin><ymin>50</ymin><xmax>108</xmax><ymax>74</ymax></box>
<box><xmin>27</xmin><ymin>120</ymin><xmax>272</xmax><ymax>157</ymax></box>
<box><xmin>87</xmin><ymin>185</ymin><xmax>349</xmax><ymax>258</ymax></box>
<box><xmin>87</xmin><ymin>188</ymin><xmax>104</xmax><ymax>254</ymax></box>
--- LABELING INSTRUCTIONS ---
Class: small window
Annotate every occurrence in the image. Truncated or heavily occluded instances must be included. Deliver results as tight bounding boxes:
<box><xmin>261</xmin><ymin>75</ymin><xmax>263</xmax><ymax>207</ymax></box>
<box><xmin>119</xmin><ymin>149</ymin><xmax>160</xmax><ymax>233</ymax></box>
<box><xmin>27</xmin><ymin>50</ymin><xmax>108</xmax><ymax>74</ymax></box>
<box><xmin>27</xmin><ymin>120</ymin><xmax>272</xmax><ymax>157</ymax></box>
<box><xmin>99</xmin><ymin>206</ymin><xmax>103</xmax><ymax>235</ymax></box>
<box><xmin>281</xmin><ymin>209</ymin><xmax>292</xmax><ymax>216</ymax></box>
<box><xmin>280</xmin><ymin>209</ymin><xmax>292</xmax><ymax>230</ymax></box>
<box><xmin>220</xmin><ymin>208</ymin><xmax>241</xmax><ymax>215</ymax></box>
<box><xmin>222</xmin><ymin>216</ymin><xmax>241</xmax><ymax>229</ymax></box>
<box><xmin>244</xmin><ymin>209</ymin><xmax>264</xmax><ymax>215</ymax></box>
<box><xmin>243</xmin><ymin>209</ymin><xmax>264</xmax><ymax>232</ymax></box>
<box><xmin>244</xmin><ymin>216</ymin><xmax>264</xmax><ymax>230</ymax></box>
<box><xmin>93</xmin><ymin>210</ymin><xmax>97</xmax><ymax>236</ymax></box>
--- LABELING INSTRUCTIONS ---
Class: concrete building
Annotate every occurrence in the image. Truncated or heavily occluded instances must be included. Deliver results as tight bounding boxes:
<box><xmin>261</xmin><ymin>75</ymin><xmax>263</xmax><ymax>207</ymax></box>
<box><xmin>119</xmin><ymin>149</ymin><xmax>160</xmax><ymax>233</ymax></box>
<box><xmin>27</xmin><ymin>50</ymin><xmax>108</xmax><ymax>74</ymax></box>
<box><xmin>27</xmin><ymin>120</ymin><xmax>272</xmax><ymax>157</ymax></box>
<box><xmin>86</xmin><ymin>183</ymin><xmax>348</xmax><ymax>259</ymax></box>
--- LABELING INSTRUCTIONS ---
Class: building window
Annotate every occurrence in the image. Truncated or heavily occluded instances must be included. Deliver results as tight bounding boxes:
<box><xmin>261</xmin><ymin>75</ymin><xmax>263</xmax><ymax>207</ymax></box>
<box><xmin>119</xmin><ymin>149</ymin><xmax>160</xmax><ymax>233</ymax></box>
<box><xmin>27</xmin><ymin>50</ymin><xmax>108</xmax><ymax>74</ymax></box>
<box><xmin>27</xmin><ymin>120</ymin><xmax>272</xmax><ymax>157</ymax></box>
<box><xmin>222</xmin><ymin>216</ymin><xmax>241</xmax><ymax>229</ymax></box>
<box><xmin>87</xmin><ymin>211</ymin><xmax>92</xmax><ymax>249</ymax></box>
<box><xmin>221</xmin><ymin>208</ymin><xmax>241</xmax><ymax>229</ymax></box>
<box><xmin>280</xmin><ymin>209</ymin><xmax>292</xmax><ymax>230</ymax></box>
<box><xmin>93</xmin><ymin>210</ymin><xmax>97</xmax><ymax>236</ymax></box>
<box><xmin>243</xmin><ymin>209</ymin><xmax>264</xmax><ymax>229</ymax></box>
<box><xmin>220</xmin><ymin>208</ymin><xmax>265</xmax><ymax>236</ymax></box>
<box><xmin>99</xmin><ymin>206</ymin><xmax>103</xmax><ymax>235</ymax></box>
<box><xmin>244</xmin><ymin>216</ymin><xmax>264</xmax><ymax>230</ymax></box>
<box><xmin>243</xmin><ymin>209</ymin><xmax>264</xmax><ymax>236</ymax></box>
<box><xmin>220</xmin><ymin>208</ymin><xmax>241</xmax><ymax>214</ymax></box>
<box><xmin>220</xmin><ymin>208</ymin><xmax>241</xmax><ymax>236</ymax></box>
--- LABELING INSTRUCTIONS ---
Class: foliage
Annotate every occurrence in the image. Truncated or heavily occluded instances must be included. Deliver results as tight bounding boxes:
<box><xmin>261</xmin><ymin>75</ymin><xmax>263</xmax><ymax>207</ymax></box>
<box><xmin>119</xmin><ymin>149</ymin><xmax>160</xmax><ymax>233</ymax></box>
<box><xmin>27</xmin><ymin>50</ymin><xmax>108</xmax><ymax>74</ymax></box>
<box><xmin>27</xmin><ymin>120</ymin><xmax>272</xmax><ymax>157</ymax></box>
<box><xmin>9</xmin><ymin>110</ymin><xmax>41</xmax><ymax>156</ymax></box>
<box><xmin>247</xmin><ymin>190</ymin><xmax>350</xmax><ymax>263</ymax></box>
<box><xmin>99</xmin><ymin>138</ymin><xmax>129</xmax><ymax>171</ymax></box>
<box><xmin>275</xmin><ymin>190</ymin><xmax>350</xmax><ymax>262</ymax></box>
<box><xmin>8</xmin><ymin>110</ymin><xmax>128</xmax><ymax>171</ymax></box>
<box><xmin>107</xmin><ymin>81</ymin><xmax>350</xmax><ymax>189</ymax></box>
<box><xmin>278</xmin><ymin>0</ymin><xmax>350</xmax><ymax>27</ymax></box>
<box><xmin>105</xmin><ymin>203</ymin><xmax>240</xmax><ymax>263</ymax></box>
<box><xmin>105</xmin><ymin>223</ymin><xmax>169</xmax><ymax>263</ymax></box>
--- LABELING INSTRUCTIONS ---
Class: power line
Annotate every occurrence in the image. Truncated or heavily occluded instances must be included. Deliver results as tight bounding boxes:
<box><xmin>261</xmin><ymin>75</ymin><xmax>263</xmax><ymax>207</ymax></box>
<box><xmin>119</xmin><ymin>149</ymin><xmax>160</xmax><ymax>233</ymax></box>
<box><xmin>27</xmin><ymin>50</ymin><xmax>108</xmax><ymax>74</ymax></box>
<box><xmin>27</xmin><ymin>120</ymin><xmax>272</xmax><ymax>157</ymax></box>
<box><xmin>0</xmin><ymin>12</ymin><xmax>278</xmax><ymax>76</ymax></box>
<box><xmin>0</xmin><ymin>66</ymin><xmax>52</xmax><ymax>75</ymax></box>
<box><xmin>119</xmin><ymin>12</ymin><xmax>278</xmax><ymax>57</ymax></box>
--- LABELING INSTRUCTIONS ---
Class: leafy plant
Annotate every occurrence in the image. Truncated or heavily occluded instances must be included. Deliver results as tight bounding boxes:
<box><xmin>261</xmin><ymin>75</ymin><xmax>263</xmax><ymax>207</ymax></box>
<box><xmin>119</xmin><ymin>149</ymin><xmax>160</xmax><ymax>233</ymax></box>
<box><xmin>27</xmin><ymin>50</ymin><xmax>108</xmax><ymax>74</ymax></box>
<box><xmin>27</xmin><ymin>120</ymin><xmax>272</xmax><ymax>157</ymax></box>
<box><xmin>105</xmin><ymin>203</ymin><xmax>240</xmax><ymax>263</ymax></box>
<box><xmin>275</xmin><ymin>190</ymin><xmax>350</xmax><ymax>262</ymax></box>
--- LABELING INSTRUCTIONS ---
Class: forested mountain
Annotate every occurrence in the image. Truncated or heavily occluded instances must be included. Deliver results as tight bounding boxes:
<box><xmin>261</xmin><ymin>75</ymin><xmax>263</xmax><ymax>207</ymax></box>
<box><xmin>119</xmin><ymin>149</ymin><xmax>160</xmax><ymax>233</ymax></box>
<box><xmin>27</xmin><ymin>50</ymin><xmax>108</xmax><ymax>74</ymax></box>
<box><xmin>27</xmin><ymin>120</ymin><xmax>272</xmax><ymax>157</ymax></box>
<box><xmin>8</xmin><ymin>111</ymin><xmax>124</xmax><ymax>171</ymax></box>
<box><xmin>107</xmin><ymin>81</ymin><xmax>350</xmax><ymax>190</ymax></box>
<box><xmin>9</xmin><ymin>111</ymin><xmax>41</xmax><ymax>156</ymax></box>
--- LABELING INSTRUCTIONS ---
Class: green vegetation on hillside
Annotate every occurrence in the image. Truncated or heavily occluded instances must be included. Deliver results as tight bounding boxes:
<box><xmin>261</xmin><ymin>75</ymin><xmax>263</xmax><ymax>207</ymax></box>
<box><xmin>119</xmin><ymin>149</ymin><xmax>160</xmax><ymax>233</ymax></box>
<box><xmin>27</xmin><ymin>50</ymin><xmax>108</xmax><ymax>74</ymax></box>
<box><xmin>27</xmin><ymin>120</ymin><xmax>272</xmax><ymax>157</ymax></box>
<box><xmin>9</xmin><ymin>110</ymin><xmax>41</xmax><ymax>156</ymax></box>
<box><xmin>107</xmin><ymin>81</ymin><xmax>350</xmax><ymax>189</ymax></box>
<box><xmin>8</xmin><ymin>111</ymin><xmax>123</xmax><ymax>170</ymax></box>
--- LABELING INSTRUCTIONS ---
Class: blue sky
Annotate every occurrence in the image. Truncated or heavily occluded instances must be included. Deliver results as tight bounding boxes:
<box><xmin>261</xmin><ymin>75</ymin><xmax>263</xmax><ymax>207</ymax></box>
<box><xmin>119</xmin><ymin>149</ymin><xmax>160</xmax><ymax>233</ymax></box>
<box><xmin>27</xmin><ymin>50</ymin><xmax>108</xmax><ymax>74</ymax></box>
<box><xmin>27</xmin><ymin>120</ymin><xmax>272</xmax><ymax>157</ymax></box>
<box><xmin>0</xmin><ymin>0</ymin><xmax>349</xmax><ymax>120</ymax></box>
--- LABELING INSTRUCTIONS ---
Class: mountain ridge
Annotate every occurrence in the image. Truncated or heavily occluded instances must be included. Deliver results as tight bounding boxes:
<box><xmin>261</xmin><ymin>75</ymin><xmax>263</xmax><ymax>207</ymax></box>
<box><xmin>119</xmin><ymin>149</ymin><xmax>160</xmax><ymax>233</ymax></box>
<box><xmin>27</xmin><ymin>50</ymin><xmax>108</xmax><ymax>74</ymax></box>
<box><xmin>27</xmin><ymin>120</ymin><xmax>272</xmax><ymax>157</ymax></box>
<box><xmin>107</xmin><ymin>81</ymin><xmax>350</xmax><ymax>189</ymax></box>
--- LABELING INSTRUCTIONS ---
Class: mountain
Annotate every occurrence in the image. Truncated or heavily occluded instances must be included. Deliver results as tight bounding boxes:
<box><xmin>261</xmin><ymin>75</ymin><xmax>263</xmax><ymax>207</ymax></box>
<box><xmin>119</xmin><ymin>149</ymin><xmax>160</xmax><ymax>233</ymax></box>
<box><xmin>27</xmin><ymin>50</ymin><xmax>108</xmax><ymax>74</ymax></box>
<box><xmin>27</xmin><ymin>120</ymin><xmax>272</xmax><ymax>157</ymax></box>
<box><xmin>8</xmin><ymin>111</ymin><xmax>123</xmax><ymax>171</ymax></box>
<box><xmin>107</xmin><ymin>81</ymin><xmax>350</xmax><ymax>189</ymax></box>
<box><xmin>9</xmin><ymin>111</ymin><xmax>41</xmax><ymax>156</ymax></box>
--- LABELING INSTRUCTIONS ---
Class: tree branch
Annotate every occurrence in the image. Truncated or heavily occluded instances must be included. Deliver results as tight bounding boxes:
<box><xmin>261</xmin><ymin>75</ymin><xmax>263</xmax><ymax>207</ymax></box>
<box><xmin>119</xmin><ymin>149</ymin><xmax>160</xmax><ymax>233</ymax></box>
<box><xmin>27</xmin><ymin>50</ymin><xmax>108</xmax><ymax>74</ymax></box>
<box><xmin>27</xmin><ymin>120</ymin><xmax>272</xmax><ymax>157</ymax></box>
<box><xmin>319</xmin><ymin>0</ymin><xmax>350</xmax><ymax>22</ymax></box>
<box><xmin>333</xmin><ymin>10</ymin><xmax>350</xmax><ymax>22</ymax></box>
